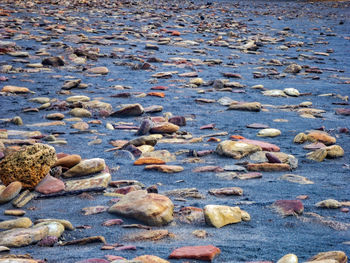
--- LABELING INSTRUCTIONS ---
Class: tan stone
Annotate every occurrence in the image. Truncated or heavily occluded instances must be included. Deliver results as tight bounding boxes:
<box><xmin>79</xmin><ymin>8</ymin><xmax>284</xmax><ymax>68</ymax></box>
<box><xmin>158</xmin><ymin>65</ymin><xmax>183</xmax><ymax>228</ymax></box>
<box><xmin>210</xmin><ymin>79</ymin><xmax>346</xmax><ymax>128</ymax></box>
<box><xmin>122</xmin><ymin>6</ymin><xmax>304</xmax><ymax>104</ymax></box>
<box><xmin>277</xmin><ymin>254</ymin><xmax>298</xmax><ymax>263</ymax></box>
<box><xmin>1</xmin><ymin>85</ymin><xmax>31</xmax><ymax>93</ymax></box>
<box><xmin>134</xmin><ymin>255</ymin><xmax>170</xmax><ymax>263</ymax></box>
<box><xmin>307</xmin><ymin>131</ymin><xmax>336</xmax><ymax>145</ymax></box>
<box><xmin>0</xmin><ymin>181</ymin><xmax>22</xmax><ymax>204</ymax></box>
<box><xmin>293</xmin><ymin>133</ymin><xmax>308</xmax><ymax>143</ymax></box>
<box><xmin>144</xmin><ymin>165</ymin><xmax>184</xmax><ymax>173</ymax></box>
<box><xmin>307</xmin><ymin>251</ymin><xmax>347</xmax><ymax>263</ymax></box>
<box><xmin>325</xmin><ymin>145</ymin><xmax>344</xmax><ymax>158</ymax></box>
<box><xmin>150</xmin><ymin>122</ymin><xmax>179</xmax><ymax>134</ymax></box>
<box><xmin>0</xmin><ymin>217</ymin><xmax>32</xmax><ymax>230</ymax></box>
<box><xmin>63</xmin><ymin>158</ymin><xmax>105</xmax><ymax>178</ymax></box>
<box><xmin>204</xmin><ymin>205</ymin><xmax>242</xmax><ymax>228</ymax></box>
<box><xmin>216</xmin><ymin>140</ymin><xmax>261</xmax><ymax>159</ymax></box>
<box><xmin>65</xmin><ymin>172</ymin><xmax>111</xmax><ymax>191</ymax></box>
<box><xmin>69</xmin><ymin>108</ymin><xmax>92</xmax><ymax>118</ymax></box>
<box><xmin>0</xmin><ymin>225</ymin><xmax>49</xmax><ymax>247</ymax></box>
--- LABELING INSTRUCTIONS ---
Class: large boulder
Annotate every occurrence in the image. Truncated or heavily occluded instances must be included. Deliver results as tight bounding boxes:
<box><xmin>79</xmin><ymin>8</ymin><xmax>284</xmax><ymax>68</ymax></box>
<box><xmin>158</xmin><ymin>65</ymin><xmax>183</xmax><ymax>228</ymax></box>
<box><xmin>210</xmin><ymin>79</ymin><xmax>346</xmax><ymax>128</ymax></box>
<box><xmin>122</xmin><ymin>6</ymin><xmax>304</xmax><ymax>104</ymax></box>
<box><xmin>108</xmin><ymin>190</ymin><xmax>174</xmax><ymax>226</ymax></box>
<box><xmin>0</xmin><ymin>143</ymin><xmax>56</xmax><ymax>189</ymax></box>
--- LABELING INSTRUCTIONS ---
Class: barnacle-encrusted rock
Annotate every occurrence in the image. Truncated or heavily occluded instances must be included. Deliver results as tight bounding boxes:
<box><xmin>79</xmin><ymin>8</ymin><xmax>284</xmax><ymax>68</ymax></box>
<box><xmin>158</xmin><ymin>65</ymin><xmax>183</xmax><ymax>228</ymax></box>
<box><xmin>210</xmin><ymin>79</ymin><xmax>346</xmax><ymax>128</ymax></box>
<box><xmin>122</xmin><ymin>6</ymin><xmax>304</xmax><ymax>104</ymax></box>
<box><xmin>0</xmin><ymin>143</ymin><xmax>57</xmax><ymax>189</ymax></box>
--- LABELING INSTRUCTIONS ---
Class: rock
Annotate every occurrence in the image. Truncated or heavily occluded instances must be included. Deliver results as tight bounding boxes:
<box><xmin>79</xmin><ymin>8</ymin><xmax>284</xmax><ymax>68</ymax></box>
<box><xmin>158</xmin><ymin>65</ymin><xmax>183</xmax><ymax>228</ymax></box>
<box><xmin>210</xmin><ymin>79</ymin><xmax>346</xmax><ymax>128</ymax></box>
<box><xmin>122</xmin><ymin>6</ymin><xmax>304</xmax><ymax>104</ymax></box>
<box><xmin>335</xmin><ymin>108</ymin><xmax>350</xmax><ymax>116</ymax></box>
<box><xmin>315</xmin><ymin>199</ymin><xmax>342</xmax><ymax>209</ymax></box>
<box><xmin>208</xmin><ymin>187</ymin><xmax>243</xmax><ymax>196</ymax></box>
<box><xmin>228</xmin><ymin>102</ymin><xmax>261</xmax><ymax>112</ymax></box>
<box><xmin>262</xmin><ymin>89</ymin><xmax>287</xmax><ymax>97</ymax></box>
<box><xmin>42</xmin><ymin>56</ymin><xmax>64</xmax><ymax>67</ymax></box>
<box><xmin>204</xmin><ymin>205</ymin><xmax>242</xmax><ymax>228</ymax></box>
<box><xmin>192</xmin><ymin>230</ymin><xmax>208</xmax><ymax>238</ymax></box>
<box><xmin>0</xmin><ymin>181</ymin><xmax>22</xmax><ymax>204</ymax></box>
<box><xmin>35</xmin><ymin>174</ymin><xmax>65</xmax><ymax>194</ymax></box>
<box><xmin>134</xmin><ymin>255</ymin><xmax>170</xmax><ymax>263</ymax></box>
<box><xmin>216</xmin><ymin>140</ymin><xmax>261</xmax><ymax>159</ymax></box>
<box><xmin>325</xmin><ymin>145</ymin><xmax>344</xmax><ymax>158</ymax></box>
<box><xmin>46</xmin><ymin>113</ymin><xmax>65</xmax><ymax>120</ymax></box>
<box><xmin>247</xmin><ymin>163</ymin><xmax>291</xmax><ymax>172</ymax></box>
<box><xmin>4</xmin><ymin>209</ymin><xmax>26</xmax><ymax>216</ymax></box>
<box><xmin>82</xmin><ymin>206</ymin><xmax>108</xmax><ymax>215</ymax></box>
<box><xmin>108</xmin><ymin>190</ymin><xmax>174</xmax><ymax>226</ymax></box>
<box><xmin>190</xmin><ymin>78</ymin><xmax>204</xmax><ymax>86</ymax></box>
<box><xmin>294</xmin><ymin>133</ymin><xmax>308</xmax><ymax>144</ymax></box>
<box><xmin>307</xmin><ymin>131</ymin><xmax>336</xmax><ymax>145</ymax></box>
<box><xmin>86</xmin><ymin>66</ymin><xmax>109</xmax><ymax>75</ymax></box>
<box><xmin>70</xmin><ymin>108</ymin><xmax>92</xmax><ymax>118</ymax></box>
<box><xmin>284</xmin><ymin>63</ymin><xmax>302</xmax><ymax>73</ymax></box>
<box><xmin>169</xmin><ymin>116</ymin><xmax>186</xmax><ymax>126</ymax></box>
<box><xmin>65</xmin><ymin>172</ymin><xmax>111</xmax><ymax>191</ymax></box>
<box><xmin>277</xmin><ymin>254</ymin><xmax>298</xmax><ymax>263</ymax></box>
<box><xmin>71</xmin><ymin>121</ymin><xmax>89</xmax><ymax>131</ymax></box>
<box><xmin>54</xmin><ymin>154</ymin><xmax>82</xmax><ymax>168</ymax></box>
<box><xmin>134</xmin><ymin>157</ymin><xmax>165</xmax><ymax>165</ymax></box>
<box><xmin>239</xmin><ymin>139</ymin><xmax>280</xmax><ymax>152</ymax></box>
<box><xmin>144</xmin><ymin>165</ymin><xmax>184</xmax><ymax>173</ymax></box>
<box><xmin>1</xmin><ymin>85</ymin><xmax>31</xmax><ymax>93</ymax></box>
<box><xmin>141</xmin><ymin>150</ymin><xmax>176</xmax><ymax>162</ymax></box>
<box><xmin>241</xmin><ymin>210</ymin><xmax>251</xmax><ymax>221</ymax></box>
<box><xmin>63</xmin><ymin>158</ymin><xmax>106</xmax><ymax>178</ymax></box>
<box><xmin>0</xmin><ymin>143</ymin><xmax>56</xmax><ymax>189</ymax></box>
<box><xmin>306</xmin><ymin>149</ymin><xmax>328</xmax><ymax>162</ymax></box>
<box><xmin>303</xmin><ymin>142</ymin><xmax>326</xmax><ymax>150</ymax></box>
<box><xmin>284</xmin><ymin>88</ymin><xmax>300</xmax><ymax>97</ymax></box>
<box><xmin>164</xmin><ymin>188</ymin><xmax>204</xmax><ymax>199</ymax></box>
<box><xmin>169</xmin><ymin>245</ymin><xmax>221</xmax><ymax>261</ymax></box>
<box><xmin>0</xmin><ymin>225</ymin><xmax>49</xmax><ymax>247</ymax></box>
<box><xmin>265</xmin><ymin>152</ymin><xmax>282</xmax><ymax>163</ymax></box>
<box><xmin>11</xmin><ymin>116</ymin><xmax>23</xmax><ymax>125</ymax></box>
<box><xmin>34</xmin><ymin>219</ymin><xmax>74</xmax><ymax>231</ymax></box>
<box><xmin>62</xmin><ymin>79</ymin><xmax>81</xmax><ymax>90</ymax></box>
<box><xmin>33</xmin><ymin>221</ymin><xmax>64</xmax><ymax>238</ymax></box>
<box><xmin>306</xmin><ymin>251</ymin><xmax>347</xmax><ymax>263</ymax></box>
<box><xmin>111</xmin><ymin>104</ymin><xmax>144</xmax><ymax>117</ymax></box>
<box><xmin>0</xmin><ymin>217</ymin><xmax>32</xmax><ymax>230</ymax></box>
<box><xmin>125</xmin><ymin>229</ymin><xmax>170</xmax><ymax>242</ymax></box>
<box><xmin>272</xmin><ymin>200</ymin><xmax>304</xmax><ymax>216</ymax></box>
<box><xmin>150</xmin><ymin>122</ymin><xmax>179</xmax><ymax>134</ymax></box>
<box><xmin>38</xmin><ymin>235</ymin><xmax>58</xmax><ymax>247</ymax></box>
<box><xmin>257</xmin><ymin>128</ymin><xmax>281</xmax><ymax>137</ymax></box>
<box><xmin>279</xmin><ymin>174</ymin><xmax>314</xmax><ymax>184</ymax></box>
<box><xmin>136</xmin><ymin>119</ymin><xmax>153</xmax><ymax>135</ymax></box>
<box><xmin>66</xmin><ymin>95</ymin><xmax>90</xmax><ymax>103</ymax></box>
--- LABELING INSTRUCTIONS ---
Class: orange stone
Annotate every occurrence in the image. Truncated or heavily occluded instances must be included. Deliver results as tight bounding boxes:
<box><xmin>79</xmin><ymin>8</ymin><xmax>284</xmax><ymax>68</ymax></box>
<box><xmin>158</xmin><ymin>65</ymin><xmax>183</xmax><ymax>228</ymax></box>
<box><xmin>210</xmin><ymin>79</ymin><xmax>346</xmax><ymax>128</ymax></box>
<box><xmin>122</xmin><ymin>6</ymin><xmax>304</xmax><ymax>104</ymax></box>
<box><xmin>169</xmin><ymin>245</ymin><xmax>221</xmax><ymax>261</ymax></box>
<box><xmin>0</xmin><ymin>181</ymin><xmax>22</xmax><ymax>204</ymax></box>
<box><xmin>1</xmin><ymin>85</ymin><xmax>30</xmax><ymax>93</ymax></box>
<box><xmin>307</xmin><ymin>131</ymin><xmax>336</xmax><ymax>145</ymax></box>
<box><xmin>247</xmin><ymin>163</ymin><xmax>291</xmax><ymax>172</ymax></box>
<box><xmin>147</xmin><ymin>92</ymin><xmax>165</xmax><ymax>98</ymax></box>
<box><xmin>54</xmin><ymin>154</ymin><xmax>81</xmax><ymax>168</ymax></box>
<box><xmin>171</xmin><ymin>31</ymin><xmax>181</xmax><ymax>36</ymax></box>
<box><xmin>134</xmin><ymin>157</ymin><xmax>166</xmax><ymax>166</ymax></box>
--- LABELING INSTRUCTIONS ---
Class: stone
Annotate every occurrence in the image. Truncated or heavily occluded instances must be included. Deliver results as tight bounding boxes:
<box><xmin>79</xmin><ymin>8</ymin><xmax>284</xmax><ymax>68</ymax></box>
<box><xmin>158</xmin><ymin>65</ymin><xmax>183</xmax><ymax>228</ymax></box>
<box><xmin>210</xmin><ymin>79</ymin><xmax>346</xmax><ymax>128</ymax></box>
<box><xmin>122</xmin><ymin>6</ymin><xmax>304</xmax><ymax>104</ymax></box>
<box><xmin>35</xmin><ymin>174</ymin><xmax>65</xmax><ymax>194</ymax></box>
<box><xmin>279</xmin><ymin>174</ymin><xmax>314</xmax><ymax>184</ymax></box>
<box><xmin>294</xmin><ymin>133</ymin><xmax>308</xmax><ymax>144</ymax></box>
<box><xmin>33</xmin><ymin>219</ymin><xmax>74</xmax><ymax>231</ymax></box>
<box><xmin>65</xmin><ymin>172</ymin><xmax>111</xmax><ymax>191</ymax></box>
<box><xmin>303</xmin><ymin>142</ymin><xmax>326</xmax><ymax>150</ymax></box>
<box><xmin>0</xmin><ymin>224</ymin><xmax>49</xmax><ymax>247</ymax></box>
<box><xmin>241</xmin><ymin>210</ymin><xmax>251</xmax><ymax>221</ymax></box>
<box><xmin>86</xmin><ymin>66</ymin><xmax>109</xmax><ymax>75</ymax></box>
<box><xmin>0</xmin><ymin>217</ymin><xmax>32</xmax><ymax>230</ymax></box>
<box><xmin>0</xmin><ymin>143</ymin><xmax>56</xmax><ymax>189</ymax></box>
<box><xmin>42</xmin><ymin>56</ymin><xmax>64</xmax><ymax>67</ymax></box>
<box><xmin>228</xmin><ymin>102</ymin><xmax>261</xmax><ymax>112</ymax></box>
<box><xmin>33</xmin><ymin>221</ymin><xmax>64</xmax><ymax>238</ymax></box>
<box><xmin>71</xmin><ymin>121</ymin><xmax>89</xmax><ymax>131</ymax></box>
<box><xmin>63</xmin><ymin>158</ymin><xmax>106</xmax><ymax>178</ymax></box>
<box><xmin>265</xmin><ymin>152</ymin><xmax>282</xmax><ymax>163</ymax></box>
<box><xmin>136</xmin><ymin>119</ymin><xmax>153</xmax><ymax>135</ymax></box>
<box><xmin>164</xmin><ymin>188</ymin><xmax>204</xmax><ymax>199</ymax></box>
<box><xmin>46</xmin><ymin>113</ymin><xmax>65</xmax><ymax>120</ymax></box>
<box><xmin>307</xmin><ymin>131</ymin><xmax>336</xmax><ymax>145</ymax></box>
<box><xmin>4</xmin><ymin>209</ymin><xmax>26</xmax><ymax>216</ymax></box>
<box><xmin>169</xmin><ymin>116</ymin><xmax>186</xmax><ymax>126</ymax></box>
<box><xmin>134</xmin><ymin>255</ymin><xmax>170</xmax><ymax>263</ymax></box>
<box><xmin>127</xmin><ymin>135</ymin><xmax>159</xmax><ymax>148</ymax></box>
<box><xmin>239</xmin><ymin>139</ymin><xmax>280</xmax><ymax>152</ymax></box>
<box><xmin>84</xmin><ymin>100</ymin><xmax>112</xmax><ymax>112</ymax></box>
<box><xmin>70</xmin><ymin>108</ymin><xmax>92</xmax><ymax>118</ymax></box>
<box><xmin>262</xmin><ymin>89</ymin><xmax>287</xmax><ymax>97</ymax></box>
<box><xmin>272</xmin><ymin>200</ymin><xmax>304</xmax><ymax>216</ymax></box>
<box><xmin>38</xmin><ymin>235</ymin><xmax>58</xmax><ymax>247</ymax></box>
<box><xmin>1</xmin><ymin>85</ymin><xmax>31</xmax><ymax>93</ymax></box>
<box><xmin>335</xmin><ymin>108</ymin><xmax>350</xmax><ymax>116</ymax></box>
<box><xmin>247</xmin><ymin>163</ymin><xmax>291</xmax><ymax>172</ymax></box>
<box><xmin>192</xmin><ymin>230</ymin><xmax>208</xmax><ymax>238</ymax></box>
<box><xmin>306</xmin><ymin>251</ymin><xmax>347</xmax><ymax>263</ymax></box>
<box><xmin>125</xmin><ymin>229</ymin><xmax>170</xmax><ymax>242</ymax></box>
<box><xmin>134</xmin><ymin>157</ymin><xmax>165</xmax><ymax>165</ymax></box>
<box><xmin>11</xmin><ymin>116</ymin><xmax>23</xmax><ymax>125</ymax></box>
<box><xmin>190</xmin><ymin>78</ymin><xmax>204</xmax><ymax>86</ymax></box>
<box><xmin>306</xmin><ymin>149</ymin><xmax>328</xmax><ymax>162</ymax></box>
<box><xmin>111</xmin><ymin>104</ymin><xmax>144</xmax><ymax>117</ymax></box>
<box><xmin>108</xmin><ymin>190</ymin><xmax>174</xmax><ymax>226</ymax></box>
<box><xmin>141</xmin><ymin>150</ymin><xmax>176</xmax><ymax>162</ymax></box>
<box><xmin>325</xmin><ymin>145</ymin><xmax>344</xmax><ymax>158</ymax></box>
<box><xmin>0</xmin><ymin>181</ymin><xmax>22</xmax><ymax>204</ymax></box>
<box><xmin>204</xmin><ymin>205</ymin><xmax>242</xmax><ymax>228</ymax></box>
<box><xmin>54</xmin><ymin>154</ymin><xmax>82</xmax><ymax>168</ymax></box>
<box><xmin>315</xmin><ymin>199</ymin><xmax>342</xmax><ymax>209</ymax></box>
<box><xmin>62</xmin><ymin>79</ymin><xmax>81</xmax><ymax>90</ymax></box>
<box><xmin>257</xmin><ymin>128</ymin><xmax>281</xmax><ymax>137</ymax></box>
<box><xmin>277</xmin><ymin>254</ymin><xmax>298</xmax><ymax>263</ymax></box>
<box><xmin>216</xmin><ymin>140</ymin><xmax>261</xmax><ymax>159</ymax></box>
<box><xmin>66</xmin><ymin>95</ymin><xmax>90</xmax><ymax>103</ymax></box>
<box><xmin>284</xmin><ymin>63</ymin><xmax>302</xmax><ymax>73</ymax></box>
<box><xmin>150</xmin><ymin>122</ymin><xmax>179</xmax><ymax>134</ymax></box>
<box><xmin>144</xmin><ymin>165</ymin><xmax>184</xmax><ymax>173</ymax></box>
<box><xmin>284</xmin><ymin>88</ymin><xmax>300</xmax><ymax>97</ymax></box>
<box><xmin>208</xmin><ymin>187</ymin><xmax>243</xmax><ymax>196</ymax></box>
<box><xmin>169</xmin><ymin>245</ymin><xmax>221</xmax><ymax>261</ymax></box>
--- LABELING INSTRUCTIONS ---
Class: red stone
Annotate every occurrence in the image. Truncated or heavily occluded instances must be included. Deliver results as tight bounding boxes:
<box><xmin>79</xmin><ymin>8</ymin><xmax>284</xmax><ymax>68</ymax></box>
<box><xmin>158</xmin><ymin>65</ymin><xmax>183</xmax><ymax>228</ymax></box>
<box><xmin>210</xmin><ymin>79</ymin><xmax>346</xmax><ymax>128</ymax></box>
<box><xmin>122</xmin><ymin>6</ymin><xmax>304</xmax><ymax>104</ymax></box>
<box><xmin>151</xmin><ymin>86</ymin><xmax>169</xmax><ymax>90</ymax></box>
<box><xmin>239</xmin><ymin>139</ymin><xmax>280</xmax><ymax>152</ymax></box>
<box><xmin>272</xmin><ymin>200</ymin><xmax>304</xmax><ymax>216</ymax></box>
<box><xmin>35</xmin><ymin>174</ymin><xmax>65</xmax><ymax>194</ymax></box>
<box><xmin>169</xmin><ymin>245</ymin><xmax>221</xmax><ymax>261</ymax></box>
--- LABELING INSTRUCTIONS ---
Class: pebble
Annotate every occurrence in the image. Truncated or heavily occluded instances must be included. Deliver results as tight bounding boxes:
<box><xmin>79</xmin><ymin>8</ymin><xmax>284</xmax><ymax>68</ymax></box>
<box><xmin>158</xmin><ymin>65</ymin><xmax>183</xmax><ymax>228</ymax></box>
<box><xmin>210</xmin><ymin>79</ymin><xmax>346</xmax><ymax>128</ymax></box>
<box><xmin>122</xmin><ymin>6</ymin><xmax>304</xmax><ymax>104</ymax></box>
<box><xmin>204</xmin><ymin>205</ymin><xmax>243</xmax><ymax>228</ymax></box>
<box><xmin>70</xmin><ymin>108</ymin><xmax>92</xmax><ymax>118</ymax></box>
<box><xmin>0</xmin><ymin>217</ymin><xmax>32</xmax><ymax>230</ymax></box>
<box><xmin>257</xmin><ymin>128</ymin><xmax>281</xmax><ymax>137</ymax></box>
<box><xmin>144</xmin><ymin>165</ymin><xmax>184</xmax><ymax>173</ymax></box>
<box><xmin>35</xmin><ymin>174</ymin><xmax>65</xmax><ymax>194</ymax></box>
<box><xmin>86</xmin><ymin>66</ymin><xmax>109</xmax><ymax>75</ymax></box>
<box><xmin>1</xmin><ymin>85</ymin><xmax>31</xmax><ymax>93</ymax></box>
<box><xmin>169</xmin><ymin>245</ymin><xmax>221</xmax><ymax>261</ymax></box>
<box><xmin>54</xmin><ymin>154</ymin><xmax>82</xmax><ymax>168</ymax></box>
<box><xmin>4</xmin><ymin>209</ymin><xmax>26</xmax><ymax>216</ymax></box>
<box><xmin>227</xmin><ymin>102</ymin><xmax>261</xmax><ymax>111</ymax></box>
<box><xmin>63</xmin><ymin>158</ymin><xmax>106</xmax><ymax>178</ymax></box>
<box><xmin>216</xmin><ymin>140</ymin><xmax>262</xmax><ymax>159</ymax></box>
<box><xmin>315</xmin><ymin>199</ymin><xmax>342</xmax><ymax>209</ymax></box>
<box><xmin>110</xmin><ymin>104</ymin><xmax>144</xmax><ymax>117</ymax></box>
<box><xmin>272</xmin><ymin>200</ymin><xmax>304</xmax><ymax>216</ymax></box>
<box><xmin>0</xmin><ymin>181</ymin><xmax>22</xmax><ymax>204</ymax></box>
<box><xmin>277</xmin><ymin>254</ymin><xmax>298</xmax><ymax>263</ymax></box>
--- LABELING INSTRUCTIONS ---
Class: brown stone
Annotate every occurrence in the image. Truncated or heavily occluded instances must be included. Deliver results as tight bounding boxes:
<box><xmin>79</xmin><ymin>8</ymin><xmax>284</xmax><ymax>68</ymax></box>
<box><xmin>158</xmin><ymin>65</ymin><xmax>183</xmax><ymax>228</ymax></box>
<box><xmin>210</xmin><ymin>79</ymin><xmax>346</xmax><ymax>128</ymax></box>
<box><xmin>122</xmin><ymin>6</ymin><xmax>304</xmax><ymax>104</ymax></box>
<box><xmin>0</xmin><ymin>143</ymin><xmax>57</xmax><ymax>189</ymax></box>
<box><xmin>272</xmin><ymin>200</ymin><xmax>304</xmax><ymax>216</ymax></box>
<box><xmin>247</xmin><ymin>163</ymin><xmax>291</xmax><ymax>172</ymax></box>
<box><xmin>54</xmin><ymin>154</ymin><xmax>82</xmax><ymax>168</ymax></box>
<box><xmin>1</xmin><ymin>85</ymin><xmax>31</xmax><ymax>93</ymax></box>
<box><xmin>307</xmin><ymin>131</ymin><xmax>336</xmax><ymax>145</ymax></box>
<box><xmin>35</xmin><ymin>174</ymin><xmax>65</xmax><ymax>194</ymax></box>
<box><xmin>150</xmin><ymin>122</ymin><xmax>179</xmax><ymax>134</ymax></box>
<box><xmin>169</xmin><ymin>245</ymin><xmax>221</xmax><ymax>261</ymax></box>
<box><xmin>144</xmin><ymin>165</ymin><xmax>184</xmax><ymax>173</ymax></box>
<box><xmin>0</xmin><ymin>181</ymin><xmax>22</xmax><ymax>204</ymax></box>
<box><xmin>307</xmin><ymin>251</ymin><xmax>347</xmax><ymax>263</ymax></box>
<box><xmin>134</xmin><ymin>157</ymin><xmax>166</xmax><ymax>165</ymax></box>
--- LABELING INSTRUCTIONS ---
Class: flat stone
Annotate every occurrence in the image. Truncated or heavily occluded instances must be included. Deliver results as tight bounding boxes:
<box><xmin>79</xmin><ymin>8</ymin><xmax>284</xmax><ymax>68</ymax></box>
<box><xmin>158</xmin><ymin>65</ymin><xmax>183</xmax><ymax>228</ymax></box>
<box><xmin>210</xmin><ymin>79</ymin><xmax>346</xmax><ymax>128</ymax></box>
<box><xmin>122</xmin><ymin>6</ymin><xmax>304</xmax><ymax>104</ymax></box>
<box><xmin>216</xmin><ymin>140</ymin><xmax>262</xmax><ymax>159</ymax></box>
<box><xmin>315</xmin><ymin>199</ymin><xmax>342</xmax><ymax>209</ymax></box>
<box><xmin>228</xmin><ymin>102</ymin><xmax>261</xmax><ymax>111</ymax></box>
<box><xmin>35</xmin><ymin>174</ymin><xmax>65</xmax><ymax>194</ymax></box>
<box><xmin>111</xmin><ymin>104</ymin><xmax>144</xmax><ymax>117</ymax></box>
<box><xmin>70</xmin><ymin>108</ymin><xmax>92</xmax><ymax>118</ymax></box>
<box><xmin>71</xmin><ymin>121</ymin><xmax>89</xmax><ymax>130</ymax></box>
<box><xmin>125</xmin><ymin>229</ymin><xmax>170</xmax><ymax>242</ymax></box>
<box><xmin>239</xmin><ymin>139</ymin><xmax>280</xmax><ymax>152</ymax></box>
<box><xmin>0</xmin><ymin>217</ymin><xmax>32</xmax><ymax>230</ymax></box>
<box><xmin>257</xmin><ymin>128</ymin><xmax>281</xmax><ymax>137</ymax></box>
<box><xmin>86</xmin><ymin>66</ymin><xmax>109</xmax><ymax>75</ymax></box>
<box><xmin>279</xmin><ymin>174</ymin><xmax>314</xmax><ymax>184</ymax></box>
<box><xmin>33</xmin><ymin>219</ymin><xmax>74</xmax><ymax>231</ymax></box>
<box><xmin>66</xmin><ymin>95</ymin><xmax>90</xmax><ymax>103</ymax></box>
<box><xmin>46</xmin><ymin>113</ymin><xmax>65</xmax><ymax>120</ymax></box>
<box><xmin>335</xmin><ymin>108</ymin><xmax>350</xmax><ymax>116</ymax></box>
<box><xmin>134</xmin><ymin>157</ymin><xmax>165</xmax><ymax>165</ymax></box>
<box><xmin>272</xmin><ymin>200</ymin><xmax>304</xmax><ymax>216</ymax></box>
<box><xmin>0</xmin><ymin>143</ymin><xmax>56</xmax><ymax>189</ymax></box>
<box><xmin>0</xmin><ymin>224</ymin><xmax>49</xmax><ymax>247</ymax></box>
<box><xmin>247</xmin><ymin>163</ymin><xmax>291</xmax><ymax>172</ymax></box>
<box><xmin>208</xmin><ymin>187</ymin><xmax>243</xmax><ymax>196</ymax></box>
<box><xmin>0</xmin><ymin>181</ymin><xmax>22</xmax><ymax>204</ymax></box>
<box><xmin>150</xmin><ymin>122</ymin><xmax>179</xmax><ymax>134</ymax></box>
<box><xmin>307</xmin><ymin>131</ymin><xmax>336</xmax><ymax>145</ymax></box>
<box><xmin>144</xmin><ymin>165</ymin><xmax>184</xmax><ymax>173</ymax></box>
<box><xmin>63</xmin><ymin>158</ymin><xmax>106</xmax><ymax>178</ymax></box>
<box><xmin>141</xmin><ymin>150</ymin><xmax>176</xmax><ymax>162</ymax></box>
<box><xmin>4</xmin><ymin>209</ymin><xmax>26</xmax><ymax>216</ymax></box>
<box><xmin>262</xmin><ymin>89</ymin><xmax>287</xmax><ymax>97</ymax></box>
<box><xmin>65</xmin><ymin>172</ymin><xmax>111</xmax><ymax>191</ymax></box>
<box><xmin>1</xmin><ymin>85</ymin><xmax>31</xmax><ymax>93</ymax></box>
<box><xmin>204</xmin><ymin>205</ymin><xmax>242</xmax><ymax>228</ymax></box>
<box><xmin>108</xmin><ymin>190</ymin><xmax>174</xmax><ymax>226</ymax></box>
<box><xmin>169</xmin><ymin>245</ymin><xmax>221</xmax><ymax>261</ymax></box>
<box><xmin>54</xmin><ymin>154</ymin><xmax>82</xmax><ymax>168</ymax></box>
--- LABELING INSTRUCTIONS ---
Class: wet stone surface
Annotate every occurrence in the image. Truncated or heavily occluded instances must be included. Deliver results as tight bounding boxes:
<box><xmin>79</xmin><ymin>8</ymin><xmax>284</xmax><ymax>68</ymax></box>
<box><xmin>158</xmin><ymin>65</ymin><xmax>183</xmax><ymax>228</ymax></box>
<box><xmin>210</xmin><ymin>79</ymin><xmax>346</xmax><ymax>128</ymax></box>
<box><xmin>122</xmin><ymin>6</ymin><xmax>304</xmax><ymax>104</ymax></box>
<box><xmin>0</xmin><ymin>0</ymin><xmax>349</xmax><ymax>262</ymax></box>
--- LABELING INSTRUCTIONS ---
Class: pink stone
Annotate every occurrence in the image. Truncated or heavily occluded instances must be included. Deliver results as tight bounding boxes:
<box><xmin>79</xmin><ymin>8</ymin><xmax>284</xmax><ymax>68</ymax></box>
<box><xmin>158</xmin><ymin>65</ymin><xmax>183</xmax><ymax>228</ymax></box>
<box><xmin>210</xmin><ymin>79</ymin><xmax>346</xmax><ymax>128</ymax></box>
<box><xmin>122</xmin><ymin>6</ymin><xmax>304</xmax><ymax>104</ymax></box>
<box><xmin>35</xmin><ymin>174</ymin><xmax>65</xmax><ymax>194</ymax></box>
<box><xmin>272</xmin><ymin>200</ymin><xmax>304</xmax><ymax>216</ymax></box>
<box><xmin>169</xmin><ymin>245</ymin><xmax>221</xmax><ymax>261</ymax></box>
<box><xmin>239</xmin><ymin>139</ymin><xmax>280</xmax><ymax>152</ymax></box>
